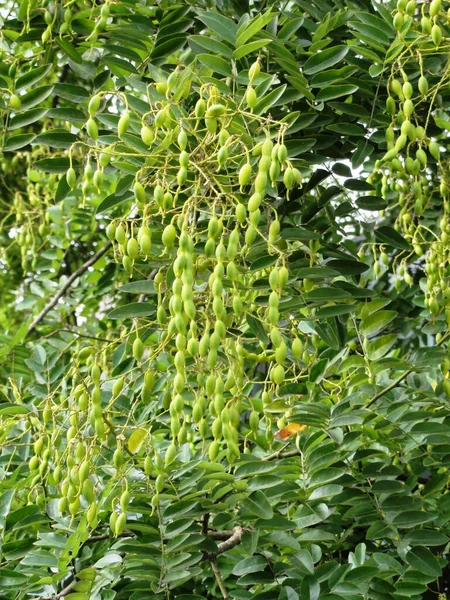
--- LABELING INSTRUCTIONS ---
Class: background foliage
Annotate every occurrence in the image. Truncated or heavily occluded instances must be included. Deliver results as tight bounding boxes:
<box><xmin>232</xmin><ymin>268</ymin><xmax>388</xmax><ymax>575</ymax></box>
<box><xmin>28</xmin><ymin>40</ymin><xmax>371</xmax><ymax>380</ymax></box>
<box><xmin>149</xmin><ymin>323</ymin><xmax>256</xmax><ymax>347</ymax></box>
<box><xmin>1</xmin><ymin>0</ymin><xmax>450</xmax><ymax>598</ymax></box>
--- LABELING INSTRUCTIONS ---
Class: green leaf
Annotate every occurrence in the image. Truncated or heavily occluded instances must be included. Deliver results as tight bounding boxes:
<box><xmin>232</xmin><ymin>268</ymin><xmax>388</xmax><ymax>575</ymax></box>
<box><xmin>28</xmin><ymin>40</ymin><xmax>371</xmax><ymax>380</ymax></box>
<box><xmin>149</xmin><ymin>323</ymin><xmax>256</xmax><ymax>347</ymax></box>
<box><xmin>96</xmin><ymin>192</ymin><xmax>134</xmax><ymax>215</ymax></box>
<box><xmin>232</xmin><ymin>555</ymin><xmax>267</xmax><ymax>576</ymax></box>
<box><xmin>197</xmin><ymin>54</ymin><xmax>232</xmax><ymax>77</ymax></box>
<box><xmin>0</xmin><ymin>403</ymin><xmax>30</xmax><ymax>416</ymax></box>
<box><xmin>360</xmin><ymin>310</ymin><xmax>397</xmax><ymax>336</ymax></box>
<box><xmin>189</xmin><ymin>35</ymin><xmax>233</xmax><ymax>58</ymax></box>
<box><xmin>127</xmin><ymin>429</ymin><xmax>148</xmax><ymax>454</ymax></box>
<box><xmin>242</xmin><ymin>490</ymin><xmax>274</xmax><ymax>520</ymax></box>
<box><xmin>246</xmin><ymin>315</ymin><xmax>269</xmax><ymax>345</ymax></box>
<box><xmin>118</xmin><ymin>280</ymin><xmax>157</xmax><ymax>294</ymax></box>
<box><xmin>56</xmin><ymin>38</ymin><xmax>83</xmax><ymax>63</ymax></box>
<box><xmin>233</xmin><ymin>39</ymin><xmax>272</xmax><ymax>60</ymax></box>
<box><xmin>236</xmin><ymin>10</ymin><xmax>275</xmax><ymax>47</ymax></box>
<box><xmin>326</xmin><ymin>259</ymin><xmax>369</xmax><ymax>275</ymax></box>
<box><xmin>295</xmin><ymin>549</ymin><xmax>314</xmax><ymax>574</ymax></box>
<box><xmin>405</xmin><ymin>546</ymin><xmax>442</xmax><ymax>577</ymax></box>
<box><xmin>8</xmin><ymin>108</ymin><xmax>48</xmax><ymax>131</ymax></box>
<box><xmin>107</xmin><ymin>303</ymin><xmax>156</xmax><ymax>320</ymax></box>
<box><xmin>366</xmin><ymin>334</ymin><xmax>397</xmax><ymax>360</ymax></box>
<box><xmin>34</xmin><ymin>131</ymin><xmax>78</xmax><ymax>149</ymax></box>
<box><xmin>34</xmin><ymin>157</ymin><xmax>72</xmax><ymax>173</ymax></box>
<box><xmin>316</xmin><ymin>85</ymin><xmax>358</xmax><ymax>102</ymax></box>
<box><xmin>404</xmin><ymin>531</ymin><xmax>448</xmax><ymax>546</ymax></box>
<box><xmin>392</xmin><ymin>511</ymin><xmax>436</xmax><ymax>528</ymax></box>
<box><xmin>303</xmin><ymin>45</ymin><xmax>349</xmax><ymax>75</ymax></box>
<box><xmin>356</xmin><ymin>196</ymin><xmax>387</xmax><ymax>211</ymax></box>
<box><xmin>3</xmin><ymin>133</ymin><xmax>35</xmax><ymax>151</ymax></box>
<box><xmin>196</xmin><ymin>10</ymin><xmax>238</xmax><ymax>45</ymax></box>
<box><xmin>253</xmin><ymin>85</ymin><xmax>287</xmax><ymax>115</ymax></box>
<box><xmin>308</xmin><ymin>288</ymin><xmax>352</xmax><ymax>301</ymax></box>
<box><xmin>375</xmin><ymin>225</ymin><xmax>410</xmax><ymax>250</ymax></box>
<box><xmin>15</xmin><ymin>64</ymin><xmax>52</xmax><ymax>91</ymax></box>
<box><xmin>280</xmin><ymin>228</ymin><xmax>321</xmax><ymax>241</ymax></box>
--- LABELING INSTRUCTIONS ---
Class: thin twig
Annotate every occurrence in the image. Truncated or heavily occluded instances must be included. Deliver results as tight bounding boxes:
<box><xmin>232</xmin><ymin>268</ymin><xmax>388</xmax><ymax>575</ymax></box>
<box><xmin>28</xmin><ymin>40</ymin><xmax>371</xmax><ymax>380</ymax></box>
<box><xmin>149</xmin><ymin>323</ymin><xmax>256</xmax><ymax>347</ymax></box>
<box><xmin>210</xmin><ymin>559</ymin><xmax>229</xmax><ymax>599</ymax></box>
<box><xmin>365</xmin><ymin>368</ymin><xmax>413</xmax><ymax>408</ymax></box>
<box><xmin>263</xmin><ymin>447</ymin><xmax>301</xmax><ymax>461</ymax></box>
<box><xmin>26</xmin><ymin>242</ymin><xmax>112</xmax><ymax>337</ymax></box>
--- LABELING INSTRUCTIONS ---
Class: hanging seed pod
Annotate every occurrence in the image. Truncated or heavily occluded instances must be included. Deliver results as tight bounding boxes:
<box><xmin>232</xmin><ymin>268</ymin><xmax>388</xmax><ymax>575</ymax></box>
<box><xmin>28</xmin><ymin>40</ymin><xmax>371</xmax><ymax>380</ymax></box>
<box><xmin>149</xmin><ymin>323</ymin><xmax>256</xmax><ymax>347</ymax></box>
<box><xmin>86</xmin><ymin>118</ymin><xmax>99</xmax><ymax>140</ymax></box>
<box><xmin>10</xmin><ymin>93</ymin><xmax>21</xmax><ymax>110</ymax></box>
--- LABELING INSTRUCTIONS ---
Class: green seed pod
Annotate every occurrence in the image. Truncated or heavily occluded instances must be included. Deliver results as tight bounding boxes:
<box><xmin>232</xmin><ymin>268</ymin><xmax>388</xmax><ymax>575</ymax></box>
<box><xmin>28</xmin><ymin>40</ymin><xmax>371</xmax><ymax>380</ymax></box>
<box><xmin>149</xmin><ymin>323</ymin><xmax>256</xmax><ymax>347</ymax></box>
<box><xmin>277</xmin><ymin>144</ymin><xmax>288</xmax><ymax>164</ymax></box>
<box><xmin>82</xmin><ymin>478</ymin><xmax>96</xmax><ymax>503</ymax></box>
<box><xmin>431</xmin><ymin>23</ymin><xmax>442</xmax><ymax>46</ymax></box>
<box><xmin>118</xmin><ymin>111</ymin><xmax>130</xmax><ymax>137</ymax></box>
<box><xmin>390</xmin><ymin>78</ymin><xmax>403</xmax><ymax>98</ymax></box>
<box><xmin>421</xmin><ymin>16</ymin><xmax>432</xmax><ymax>34</ymax></box>
<box><xmin>115</xmin><ymin>224</ymin><xmax>126</xmax><ymax>245</ymax></box>
<box><xmin>402</xmin><ymin>82</ymin><xmax>413</xmax><ymax>100</ymax></box>
<box><xmin>10</xmin><ymin>93</ymin><xmax>22</xmax><ymax>111</ymax></box>
<box><xmin>403</xmin><ymin>99</ymin><xmax>413</xmax><ymax>119</ymax></box>
<box><xmin>393</xmin><ymin>11</ymin><xmax>403</xmax><ymax>29</ymax></box>
<box><xmin>162</xmin><ymin>224</ymin><xmax>177</xmax><ymax>250</ymax></box>
<box><xmin>430</xmin><ymin>0</ymin><xmax>441</xmax><ymax>17</ymax></box>
<box><xmin>134</xmin><ymin>181</ymin><xmax>146</xmax><ymax>203</ymax></box>
<box><xmin>386</xmin><ymin>96</ymin><xmax>396</xmax><ymax>116</ymax></box>
<box><xmin>245</xmin><ymin>86</ymin><xmax>257</xmax><ymax>109</ymax></box>
<box><xmin>418</xmin><ymin>75</ymin><xmax>429</xmax><ymax>96</ymax></box>
<box><xmin>416</xmin><ymin>148</ymin><xmax>427</xmax><ymax>167</ymax></box>
<box><xmin>271</xmin><ymin>364</ymin><xmax>285</xmax><ymax>385</ymax></box>
<box><xmin>269</xmin><ymin>219</ymin><xmax>280</xmax><ymax>243</ymax></box>
<box><xmin>284</xmin><ymin>167</ymin><xmax>294</xmax><ymax>189</ymax></box>
<box><xmin>217</xmin><ymin>146</ymin><xmax>228</xmax><ymax>167</ymax></box>
<box><xmin>133</xmin><ymin>337</ymin><xmax>144</xmax><ymax>361</ymax></box>
<box><xmin>236</xmin><ymin>203</ymin><xmax>247</xmax><ymax>224</ymax></box>
<box><xmin>238</xmin><ymin>162</ymin><xmax>252</xmax><ymax>190</ymax></box>
<box><xmin>93</xmin><ymin>169</ymin><xmax>103</xmax><ymax>190</ymax></box>
<box><xmin>112</xmin><ymin>377</ymin><xmax>125</xmax><ymax>398</ymax></box>
<box><xmin>86</xmin><ymin>117</ymin><xmax>98</xmax><ymax>140</ymax></box>
<box><xmin>120</xmin><ymin>489</ymin><xmax>130</xmax><ymax>512</ymax></box>
<box><xmin>140</xmin><ymin>233</ymin><xmax>151</xmax><ymax>255</ymax></box>
<box><xmin>429</xmin><ymin>140</ymin><xmax>440</xmax><ymax>161</ymax></box>
<box><xmin>155</xmin><ymin>107</ymin><xmax>167</xmax><ymax>128</ymax></box>
<box><xmin>218</xmin><ymin>128</ymin><xmax>230</xmax><ymax>146</ymax></box>
<box><xmin>292</xmin><ymin>337</ymin><xmax>303</xmax><ymax>360</ymax></box>
<box><xmin>248</xmin><ymin>59</ymin><xmax>261</xmax><ymax>82</ymax></box>
<box><xmin>106</xmin><ymin>222</ymin><xmax>116</xmax><ymax>241</ymax></box>
<box><xmin>178</xmin><ymin>129</ymin><xmax>188</xmax><ymax>150</ymax></box>
<box><xmin>165</xmin><ymin>443</ymin><xmax>177</xmax><ymax>465</ymax></box>
<box><xmin>254</xmin><ymin>171</ymin><xmax>267</xmax><ymax>194</ymax></box>
<box><xmin>195</xmin><ymin>98</ymin><xmax>206</xmax><ymax>118</ymax></box>
<box><xmin>206</xmin><ymin>103</ymin><xmax>226</xmax><ymax>118</ymax></box>
<box><xmin>114</xmin><ymin>512</ymin><xmax>127</xmax><ymax>536</ymax></box>
<box><xmin>177</xmin><ymin>166</ymin><xmax>188</xmax><ymax>186</ymax></box>
<box><xmin>205</xmin><ymin>116</ymin><xmax>217</xmax><ymax>134</ymax></box>
<box><xmin>249</xmin><ymin>410</ymin><xmax>259</xmax><ymax>434</ymax></box>
<box><xmin>127</xmin><ymin>237</ymin><xmax>139</xmax><ymax>260</ymax></box>
<box><xmin>66</xmin><ymin>167</ymin><xmax>77</xmax><ymax>189</ymax></box>
<box><xmin>279</xmin><ymin>266</ymin><xmax>289</xmax><ymax>288</ymax></box>
<box><xmin>248</xmin><ymin>192</ymin><xmax>262</xmax><ymax>213</ymax></box>
<box><xmin>141</xmin><ymin>125</ymin><xmax>154</xmax><ymax>146</ymax></box>
<box><xmin>405</xmin><ymin>0</ymin><xmax>415</xmax><ymax>15</ymax></box>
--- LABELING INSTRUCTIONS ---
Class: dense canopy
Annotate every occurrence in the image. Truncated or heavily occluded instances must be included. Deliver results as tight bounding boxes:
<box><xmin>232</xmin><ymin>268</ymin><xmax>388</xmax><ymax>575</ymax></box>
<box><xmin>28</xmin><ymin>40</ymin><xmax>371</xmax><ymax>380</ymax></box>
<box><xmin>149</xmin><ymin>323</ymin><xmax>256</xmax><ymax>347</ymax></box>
<box><xmin>1</xmin><ymin>0</ymin><xmax>450</xmax><ymax>598</ymax></box>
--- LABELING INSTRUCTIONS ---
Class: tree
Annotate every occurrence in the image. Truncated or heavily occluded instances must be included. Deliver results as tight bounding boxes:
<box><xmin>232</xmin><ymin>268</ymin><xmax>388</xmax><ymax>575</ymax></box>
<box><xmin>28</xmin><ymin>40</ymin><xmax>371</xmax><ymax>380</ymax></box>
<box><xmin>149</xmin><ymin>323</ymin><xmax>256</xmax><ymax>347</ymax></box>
<box><xmin>1</xmin><ymin>0</ymin><xmax>450</xmax><ymax>597</ymax></box>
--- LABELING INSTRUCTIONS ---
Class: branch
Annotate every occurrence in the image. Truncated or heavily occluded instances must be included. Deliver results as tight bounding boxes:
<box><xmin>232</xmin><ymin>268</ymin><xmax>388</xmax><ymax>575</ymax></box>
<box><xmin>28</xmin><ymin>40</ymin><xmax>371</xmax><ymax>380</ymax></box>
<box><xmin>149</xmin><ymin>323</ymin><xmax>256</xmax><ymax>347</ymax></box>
<box><xmin>210</xmin><ymin>559</ymin><xmax>229</xmax><ymax>599</ymax></box>
<box><xmin>26</xmin><ymin>242</ymin><xmax>112</xmax><ymax>337</ymax></box>
<box><xmin>365</xmin><ymin>368</ymin><xmax>413</xmax><ymax>408</ymax></box>
<box><xmin>203</xmin><ymin>525</ymin><xmax>246</xmax><ymax>560</ymax></box>
<box><xmin>263</xmin><ymin>447</ymin><xmax>301</xmax><ymax>461</ymax></box>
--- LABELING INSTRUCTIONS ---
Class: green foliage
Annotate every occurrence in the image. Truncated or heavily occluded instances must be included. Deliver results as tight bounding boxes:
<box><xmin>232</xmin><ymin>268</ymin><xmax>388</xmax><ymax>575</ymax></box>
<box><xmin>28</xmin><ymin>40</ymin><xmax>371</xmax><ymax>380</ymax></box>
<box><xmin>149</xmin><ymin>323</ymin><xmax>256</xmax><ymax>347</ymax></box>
<box><xmin>1</xmin><ymin>0</ymin><xmax>450</xmax><ymax>598</ymax></box>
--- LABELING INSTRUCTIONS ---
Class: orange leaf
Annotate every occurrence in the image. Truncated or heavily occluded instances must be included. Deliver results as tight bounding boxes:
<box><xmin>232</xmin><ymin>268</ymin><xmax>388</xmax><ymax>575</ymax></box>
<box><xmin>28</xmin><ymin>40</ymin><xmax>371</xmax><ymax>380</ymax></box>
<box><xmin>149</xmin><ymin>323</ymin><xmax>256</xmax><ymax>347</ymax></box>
<box><xmin>275</xmin><ymin>423</ymin><xmax>306</xmax><ymax>440</ymax></box>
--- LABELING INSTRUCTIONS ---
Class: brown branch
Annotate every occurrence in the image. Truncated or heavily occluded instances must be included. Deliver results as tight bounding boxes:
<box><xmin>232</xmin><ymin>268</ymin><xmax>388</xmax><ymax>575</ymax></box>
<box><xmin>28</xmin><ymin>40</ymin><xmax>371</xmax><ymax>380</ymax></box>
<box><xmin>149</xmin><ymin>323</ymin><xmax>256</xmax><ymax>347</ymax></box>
<box><xmin>203</xmin><ymin>525</ymin><xmax>246</xmax><ymax>560</ymax></box>
<box><xmin>26</xmin><ymin>242</ymin><xmax>112</xmax><ymax>337</ymax></box>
